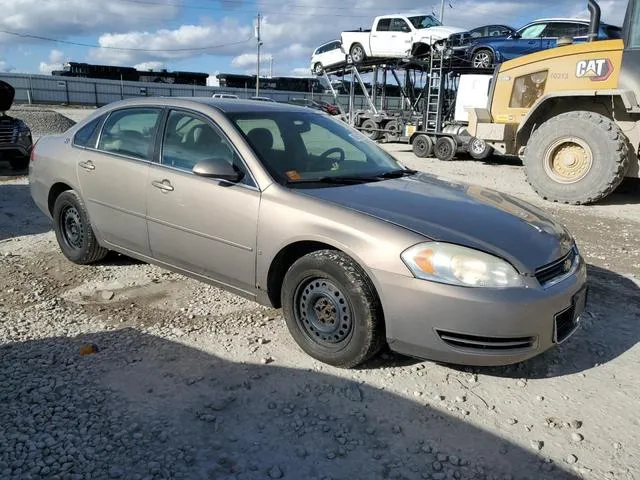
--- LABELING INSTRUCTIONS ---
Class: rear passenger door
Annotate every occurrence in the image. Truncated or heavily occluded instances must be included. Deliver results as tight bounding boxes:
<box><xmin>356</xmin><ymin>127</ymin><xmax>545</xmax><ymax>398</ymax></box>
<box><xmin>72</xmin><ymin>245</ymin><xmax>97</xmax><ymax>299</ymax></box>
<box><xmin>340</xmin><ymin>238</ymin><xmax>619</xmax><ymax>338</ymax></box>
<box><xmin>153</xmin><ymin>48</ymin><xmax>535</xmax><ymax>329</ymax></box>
<box><xmin>146</xmin><ymin>109</ymin><xmax>260</xmax><ymax>294</ymax></box>
<box><xmin>75</xmin><ymin>107</ymin><xmax>162</xmax><ymax>256</ymax></box>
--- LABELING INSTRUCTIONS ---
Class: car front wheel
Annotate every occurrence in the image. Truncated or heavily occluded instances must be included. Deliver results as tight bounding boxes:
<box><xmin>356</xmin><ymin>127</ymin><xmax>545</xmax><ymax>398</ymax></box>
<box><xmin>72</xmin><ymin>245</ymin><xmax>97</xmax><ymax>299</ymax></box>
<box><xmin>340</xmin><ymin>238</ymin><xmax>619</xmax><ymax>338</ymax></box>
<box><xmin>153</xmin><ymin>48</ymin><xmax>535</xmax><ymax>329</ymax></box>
<box><xmin>281</xmin><ymin>250</ymin><xmax>385</xmax><ymax>368</ymax></box>
<box><xmin>53</xmin><ymin>190</ymin><xmax>108</xmax><ymax>265</ymax></box>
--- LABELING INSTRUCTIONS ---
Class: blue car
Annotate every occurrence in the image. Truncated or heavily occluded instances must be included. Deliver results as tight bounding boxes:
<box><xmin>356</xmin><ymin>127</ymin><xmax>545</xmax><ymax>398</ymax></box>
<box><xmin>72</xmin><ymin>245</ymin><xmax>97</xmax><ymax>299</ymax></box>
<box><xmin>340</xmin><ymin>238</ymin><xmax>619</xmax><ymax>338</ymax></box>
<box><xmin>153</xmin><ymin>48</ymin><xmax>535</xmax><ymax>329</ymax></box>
<box><xmin>465</xmin><ymin>18</ymin><xmax>622</xmax><ymax>69</ymax></box>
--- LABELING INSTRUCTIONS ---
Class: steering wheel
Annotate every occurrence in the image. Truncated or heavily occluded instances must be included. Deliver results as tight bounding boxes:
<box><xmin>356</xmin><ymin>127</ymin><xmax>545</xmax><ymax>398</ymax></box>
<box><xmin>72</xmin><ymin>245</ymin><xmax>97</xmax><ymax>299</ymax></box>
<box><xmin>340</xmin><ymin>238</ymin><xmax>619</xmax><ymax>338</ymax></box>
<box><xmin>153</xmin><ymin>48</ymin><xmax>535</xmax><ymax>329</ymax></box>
<box><xmin>319</xmin><ymin>147</ymin><xmax>345</xmax><ymax>163</ymax></box>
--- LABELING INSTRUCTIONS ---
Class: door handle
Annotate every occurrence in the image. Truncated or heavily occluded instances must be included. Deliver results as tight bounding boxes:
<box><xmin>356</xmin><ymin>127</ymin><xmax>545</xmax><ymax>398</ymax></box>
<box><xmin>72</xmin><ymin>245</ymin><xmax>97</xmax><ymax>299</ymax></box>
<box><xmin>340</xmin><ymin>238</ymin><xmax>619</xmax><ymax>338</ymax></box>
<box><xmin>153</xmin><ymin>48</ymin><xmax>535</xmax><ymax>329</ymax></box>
<box><xmin>79</xmin><ymin>160</ymin><xmax>95</xmax><ymax>171</ymax></box>
<box><xmin>151</xmin><ymin>179</ymin><xmax>174</xmax><ymax>192</ymax></box>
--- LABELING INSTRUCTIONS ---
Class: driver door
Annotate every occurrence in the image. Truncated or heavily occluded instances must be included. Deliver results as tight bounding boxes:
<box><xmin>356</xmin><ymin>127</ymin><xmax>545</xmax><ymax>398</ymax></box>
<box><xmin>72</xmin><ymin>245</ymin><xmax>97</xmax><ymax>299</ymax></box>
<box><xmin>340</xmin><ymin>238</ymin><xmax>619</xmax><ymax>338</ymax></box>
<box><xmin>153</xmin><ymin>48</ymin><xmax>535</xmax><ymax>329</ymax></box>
<box><xmin>146</xmin><ymin>109</ymin><xmax>260</xmax><ymax>295</ymax></box>
<box><xmin>388</xmin><ymin>18</ymin><xmax>413</xmax><ymax>56</ymax></box>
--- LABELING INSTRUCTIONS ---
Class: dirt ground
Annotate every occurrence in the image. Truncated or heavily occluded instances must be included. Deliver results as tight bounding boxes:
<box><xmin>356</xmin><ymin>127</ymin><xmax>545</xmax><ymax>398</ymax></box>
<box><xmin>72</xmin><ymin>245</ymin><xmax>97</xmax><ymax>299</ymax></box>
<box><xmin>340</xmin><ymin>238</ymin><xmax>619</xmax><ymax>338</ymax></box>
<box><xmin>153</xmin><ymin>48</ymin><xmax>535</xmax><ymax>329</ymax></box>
<box><xmin>1</xmin><ymin>143</ymin><xmax>639</xmax><ymax>480</ymax></box>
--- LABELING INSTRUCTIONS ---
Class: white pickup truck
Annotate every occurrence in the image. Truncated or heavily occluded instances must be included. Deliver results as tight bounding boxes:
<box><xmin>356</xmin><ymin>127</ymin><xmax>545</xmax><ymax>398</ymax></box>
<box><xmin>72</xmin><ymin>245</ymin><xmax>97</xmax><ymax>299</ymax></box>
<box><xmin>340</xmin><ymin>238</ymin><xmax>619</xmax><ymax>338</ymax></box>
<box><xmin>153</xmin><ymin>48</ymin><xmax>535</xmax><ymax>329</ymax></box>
<box><xmin>341</xmin><ymin>14</ymin><xmax>466</xmax><ymax>63</ymax></box>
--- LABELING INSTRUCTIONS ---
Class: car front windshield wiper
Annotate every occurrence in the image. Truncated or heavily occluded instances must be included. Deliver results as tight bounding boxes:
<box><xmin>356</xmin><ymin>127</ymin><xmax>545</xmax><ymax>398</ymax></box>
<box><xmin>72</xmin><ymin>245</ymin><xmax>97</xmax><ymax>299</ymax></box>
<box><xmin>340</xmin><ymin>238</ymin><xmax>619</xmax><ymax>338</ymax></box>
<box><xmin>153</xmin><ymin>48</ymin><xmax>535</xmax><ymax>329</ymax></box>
<box><xmin>285</xmin><ymin>169</ymin><xmax>418</xmax><ymax>186</ymax></box>
<box><xmin>375</xmin><ymin>168</ymin><xmax>418</xmax><ymax>179</ymax></box>
<box><xmin>286</xmin><ymin>176</ymin><xmax>384</xmax><ymax>186</ymax></box>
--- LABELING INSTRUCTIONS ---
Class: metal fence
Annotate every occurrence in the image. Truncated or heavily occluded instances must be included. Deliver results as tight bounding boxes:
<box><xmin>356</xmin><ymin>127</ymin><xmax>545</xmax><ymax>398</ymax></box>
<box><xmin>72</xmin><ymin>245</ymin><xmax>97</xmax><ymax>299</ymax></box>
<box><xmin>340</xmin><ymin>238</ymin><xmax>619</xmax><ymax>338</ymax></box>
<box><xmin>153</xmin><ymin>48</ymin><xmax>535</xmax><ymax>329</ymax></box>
<box><xmin>0</xmin><ymin>73</ymin><xmax>403</xmax><ymax>111</ymax></box>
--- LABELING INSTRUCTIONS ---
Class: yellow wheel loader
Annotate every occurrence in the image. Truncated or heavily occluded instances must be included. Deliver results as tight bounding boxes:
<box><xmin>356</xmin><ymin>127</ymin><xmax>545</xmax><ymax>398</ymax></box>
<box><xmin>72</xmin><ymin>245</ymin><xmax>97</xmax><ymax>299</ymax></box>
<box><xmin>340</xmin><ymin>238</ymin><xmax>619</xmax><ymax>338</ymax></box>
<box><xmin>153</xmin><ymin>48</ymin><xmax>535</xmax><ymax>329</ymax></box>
<box><xmin>467</xmin><ymin>0</ymin><xmax>639</xmax><ymax>204</ymax></box>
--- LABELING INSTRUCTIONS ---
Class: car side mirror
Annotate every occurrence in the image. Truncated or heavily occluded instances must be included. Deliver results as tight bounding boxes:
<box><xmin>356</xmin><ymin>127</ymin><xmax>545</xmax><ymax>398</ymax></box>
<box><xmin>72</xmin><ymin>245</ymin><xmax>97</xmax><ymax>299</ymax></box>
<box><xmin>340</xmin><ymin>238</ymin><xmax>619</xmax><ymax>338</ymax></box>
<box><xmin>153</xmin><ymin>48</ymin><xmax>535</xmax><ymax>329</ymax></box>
<box><xmin>192</xmin><ymin>159</ymin><xmax>244</xmax><ymax>182</ymax></box>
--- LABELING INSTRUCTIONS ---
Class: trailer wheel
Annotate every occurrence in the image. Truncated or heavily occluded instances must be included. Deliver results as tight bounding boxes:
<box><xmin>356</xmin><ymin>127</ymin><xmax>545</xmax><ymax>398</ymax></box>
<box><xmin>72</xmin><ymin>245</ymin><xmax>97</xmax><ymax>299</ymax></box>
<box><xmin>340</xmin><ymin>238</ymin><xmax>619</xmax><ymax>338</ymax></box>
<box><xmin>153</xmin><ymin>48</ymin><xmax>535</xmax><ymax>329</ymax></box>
<box><xmin>468</xmin><ymin>137</ymin><xmax>494</xmax><ymax>160</ymax></box>
<box><xmin>384</xmin><ymin>120</ymin><xmax>400</xmax><ymax>139</ymax></box>
<box><xmin>434</xmin><ymin>137</ymin><xmax>457</xmax><ymax>161</ymax></box>
<box><xmin>524</xmin><ymin>111</ymin><xmax>629</xmax><ymax>205</ymax></box>
<box><xmin>412</xmin><ymin>134</ymin><xmax>433</xmax><ymax>158</ymax></box>
<box><xmin>360</xmin><ymin>119</ymin><xmax>380</xmax><ymax>141</ymax></box>
<box><xmin>350</xmin><ymin>44</ymin><xmax>366</xmax><ymax>64</ymax></box>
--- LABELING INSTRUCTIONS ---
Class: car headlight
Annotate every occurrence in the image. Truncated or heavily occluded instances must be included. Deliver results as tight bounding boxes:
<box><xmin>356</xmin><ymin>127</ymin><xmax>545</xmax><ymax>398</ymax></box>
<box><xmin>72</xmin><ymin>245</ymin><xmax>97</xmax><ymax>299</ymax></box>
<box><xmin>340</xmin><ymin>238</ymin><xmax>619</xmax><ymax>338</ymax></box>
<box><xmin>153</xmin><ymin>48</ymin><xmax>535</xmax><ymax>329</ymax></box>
<box><xmin>401</xmin><ymin>242</ymin><xmax>524</xmax><ymax>288</ymax></box>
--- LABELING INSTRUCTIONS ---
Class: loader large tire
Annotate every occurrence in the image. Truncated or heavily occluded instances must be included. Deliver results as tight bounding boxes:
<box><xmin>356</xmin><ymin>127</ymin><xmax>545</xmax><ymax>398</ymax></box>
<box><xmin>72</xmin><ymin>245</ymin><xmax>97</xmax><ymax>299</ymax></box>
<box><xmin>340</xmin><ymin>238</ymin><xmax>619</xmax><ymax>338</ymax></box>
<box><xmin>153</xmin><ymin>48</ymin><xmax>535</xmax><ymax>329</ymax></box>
<box><xmin>524</xmin><ymin>111</ymin><xmax>629</xmax><ymax>205</ymax></box>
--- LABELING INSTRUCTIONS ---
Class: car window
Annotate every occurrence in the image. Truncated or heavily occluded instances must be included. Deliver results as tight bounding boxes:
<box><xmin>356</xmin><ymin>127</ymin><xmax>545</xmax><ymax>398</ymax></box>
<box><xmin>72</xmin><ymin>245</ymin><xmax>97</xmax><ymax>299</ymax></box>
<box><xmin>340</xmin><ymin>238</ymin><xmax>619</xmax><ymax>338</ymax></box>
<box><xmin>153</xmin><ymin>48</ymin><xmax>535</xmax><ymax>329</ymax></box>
<box><xmin>519</xmin><ymin>23</ymin><xmax>548</xmax><ymax>39</ymax></box>
<box><xmin>97</xmin><ymin>108</ymin><xmax>161</xmax><ymax>160</ymax></box>
<box><xmin>407</xmin><ymin>15</ymin><xmax>441</xmax><ymax>29</ymax></box>
<box><xmin>543</xmin><ymin>22</ymin><xmax>588</xmax><ymax>38</ymax></box>
<box><xmin>470</xmin><ymin>27</ymin><xmax>487</xmax><ymax>38</ymax></box>
<box><xmin>234</xmin><ymin>118</ymin><xmax>285</xmax><ymax>151</ymax></box>
<box><xmin>489</xmin><ymin>25</ymin><xmax>511</xmax><ymax>36</ymax></box>
<box><xmin>376</xmin><ymin>18</ymin><xmax>391</xmax><ymax>31</ymax></box>
<box><xmin>329</xmin><ymin>41</ymin><xmax>341</xmax><ymax>51</ymax></box>
<box><xmin>73</xmin><ymin>114</ymin><xmax>105</xmax><ymax>148</ymax></box>
<box><xmin>390</xmin><ymin>18</ymin><xmax>411</xmax><ymax>33</ymax></box>
<box><xmin>162</xmin><ymin>110</ymin><xmax>233</xmax><ymax>170</ymax></box>
<box><xmin>229</xmin><ymin>111</ymin><xmax>402</xmax><ymax>186</ymax></box>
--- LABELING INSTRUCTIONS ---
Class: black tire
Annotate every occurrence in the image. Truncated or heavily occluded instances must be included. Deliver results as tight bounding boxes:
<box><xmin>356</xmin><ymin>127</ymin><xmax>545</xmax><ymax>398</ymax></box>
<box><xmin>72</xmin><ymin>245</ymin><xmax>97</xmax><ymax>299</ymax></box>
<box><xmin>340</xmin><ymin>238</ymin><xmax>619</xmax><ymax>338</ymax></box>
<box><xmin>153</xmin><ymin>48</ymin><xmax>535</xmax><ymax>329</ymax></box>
<box><xmin>434</xmin><ymin>136</ymin><xmax>457</xmax><ymax>161</ymax></box>
<box><xmin>360</xmin><ymin>119</ymin><xmax>380</xmax><ymax>141</ymax></box>
<box><xmin>384</xmin><ymin>120</ymin><xmax>401</xmax><ymax>139</ymax></box>
<box><xmin>53</xmin><ymin>190</ymin><xmax>108</xmax><ymax>265</ymax></box>
<box><xmin>313</xmin><ymin>63</ymin><xmax>324</xmax><ymax>75</ymax></box>
<box><xmin>412</xmin><ymin>134</ymin><xmax>433</xmax><ymax>158</ymax></box>
<box><xmin>9</xmin><ymin>155</ymin><xmax>29</xmax><ymax>171</ymax></box>
<box><xmin>281</xmin><ymin>250</ymin><xmax>385</xmax><ymax>368</ymax></box>
<box><xmin>524</xmin><ymin>111</ymin><xmax>630</xmax><ymax>205</ymax></box>
<box><xmin>471</xmin><ymin>49</ymin><xmax>494</xmax><ymax>69</ymax></box>
<box><xmin>350</xmin><ymin>44</ymin><xmax>366</xmax><ymax>64</ymax></box>
<box><xmin>468</xmin><ymin>137</ymin><xmax>494</xmax><ymax>160</ymax></box>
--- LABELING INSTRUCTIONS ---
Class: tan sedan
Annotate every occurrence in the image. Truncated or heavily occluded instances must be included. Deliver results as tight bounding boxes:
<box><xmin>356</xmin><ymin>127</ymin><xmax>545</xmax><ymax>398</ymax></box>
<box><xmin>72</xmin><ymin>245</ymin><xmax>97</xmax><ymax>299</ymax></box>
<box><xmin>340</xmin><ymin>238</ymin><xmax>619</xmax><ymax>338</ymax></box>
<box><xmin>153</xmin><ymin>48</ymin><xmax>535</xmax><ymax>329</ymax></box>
<box><xmin>29</xmin><ymin>98</ymin><xmax>587</xmax><ymax>368</ymax></box>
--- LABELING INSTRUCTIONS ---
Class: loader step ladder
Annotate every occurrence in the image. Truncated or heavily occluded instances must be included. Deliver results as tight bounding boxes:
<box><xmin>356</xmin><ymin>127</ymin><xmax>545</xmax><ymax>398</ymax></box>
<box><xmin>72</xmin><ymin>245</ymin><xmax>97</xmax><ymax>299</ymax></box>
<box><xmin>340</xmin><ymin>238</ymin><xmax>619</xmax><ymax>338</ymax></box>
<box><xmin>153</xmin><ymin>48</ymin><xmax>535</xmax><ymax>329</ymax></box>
<box><xmin>425</xmin><ymin>53</ymin><xmax>445</xmax><ymax>133</ymax></box>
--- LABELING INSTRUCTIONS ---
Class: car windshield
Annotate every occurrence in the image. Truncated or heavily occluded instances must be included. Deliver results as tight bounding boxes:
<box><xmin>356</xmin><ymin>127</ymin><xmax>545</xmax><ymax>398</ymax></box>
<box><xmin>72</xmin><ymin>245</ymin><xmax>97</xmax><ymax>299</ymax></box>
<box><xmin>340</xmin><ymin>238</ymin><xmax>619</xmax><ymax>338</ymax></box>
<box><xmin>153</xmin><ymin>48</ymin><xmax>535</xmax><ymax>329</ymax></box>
<box><xmin>407</xmin><ymin>15</ymin><xmax>441</xmax><ymax>29</ymax></box>
<box><xmin>228</xmin><ymin>111</ymin><xmax>405</xmax><ymax>187</ymax></box>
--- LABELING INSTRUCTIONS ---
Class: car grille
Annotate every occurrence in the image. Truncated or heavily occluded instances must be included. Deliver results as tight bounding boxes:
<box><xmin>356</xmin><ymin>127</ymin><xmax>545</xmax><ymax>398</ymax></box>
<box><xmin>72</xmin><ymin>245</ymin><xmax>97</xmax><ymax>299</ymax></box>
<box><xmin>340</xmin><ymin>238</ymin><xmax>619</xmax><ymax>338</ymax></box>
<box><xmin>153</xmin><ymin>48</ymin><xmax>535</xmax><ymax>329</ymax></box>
<box><xmin>437</xmin><ymin>330</ymin><xmax>535</xmax><ymax>352</ymax></box>
<box><xmin>0</xmin><ymin>123</ymin><xmax>18</xmax><ymax>145</ymax></box>
<box><xmin>535</xmin><ymin>248</ymin><xmax>578</xmax><ymax>287</ymax></box>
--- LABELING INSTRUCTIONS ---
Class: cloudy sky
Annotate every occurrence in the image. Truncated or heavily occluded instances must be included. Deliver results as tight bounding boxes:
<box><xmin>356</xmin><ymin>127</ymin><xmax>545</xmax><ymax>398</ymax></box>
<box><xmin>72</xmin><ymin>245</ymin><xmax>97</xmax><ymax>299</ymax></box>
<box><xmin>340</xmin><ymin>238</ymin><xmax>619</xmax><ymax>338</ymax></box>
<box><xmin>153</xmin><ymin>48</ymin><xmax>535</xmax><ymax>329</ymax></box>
<box><xmin>0</xmin><ymin>0</ymin><xmax>627</xmax><ymax>81</ymax></box>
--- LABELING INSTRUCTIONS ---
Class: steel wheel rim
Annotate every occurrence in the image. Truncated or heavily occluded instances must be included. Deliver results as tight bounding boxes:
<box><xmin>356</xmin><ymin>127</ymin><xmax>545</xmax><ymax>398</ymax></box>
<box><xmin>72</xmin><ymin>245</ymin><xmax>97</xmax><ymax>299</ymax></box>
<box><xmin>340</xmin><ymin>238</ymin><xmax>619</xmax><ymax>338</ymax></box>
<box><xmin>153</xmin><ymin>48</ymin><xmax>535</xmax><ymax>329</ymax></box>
<box><xmin>437</xmin><ymin>140</ymin><xmax>452</xmax><ymax>158</ymax></box>
<box><xmin>362</xmin><ymin>122</ymin><xmax>375</xmax><ymax>138</ymax></box>
<box><xmin>416</xmin><ymin>138</ymin><xmax>428</xmax><ymax>155</ymax></box>
<box><xmin>294</xmin><ymin>277</ymin><xmax>353</xmax><ymax>345</ymax></box>
<box><xmin>543</xmin><ymin>137</ymin><xmax>593</xmax><ymax>184</ymax></box>
<box><xmin>470</xmin><ymin>138</ymin><xmax>486</xmax><ymax>155</ymax></box>
<box><xmin>473</xmin><ymin>52</ymin><xmax>491</xmax><ymax>68</ymax></box>
<box><xmin>61</xmin><ymin>205</ymin><xmax>84</xmax><ymax>250</ymax></box>
<box><xmin>351</xmin><ymin>46</ymin><xmax>364</xmax><ymax>62</ymax></box>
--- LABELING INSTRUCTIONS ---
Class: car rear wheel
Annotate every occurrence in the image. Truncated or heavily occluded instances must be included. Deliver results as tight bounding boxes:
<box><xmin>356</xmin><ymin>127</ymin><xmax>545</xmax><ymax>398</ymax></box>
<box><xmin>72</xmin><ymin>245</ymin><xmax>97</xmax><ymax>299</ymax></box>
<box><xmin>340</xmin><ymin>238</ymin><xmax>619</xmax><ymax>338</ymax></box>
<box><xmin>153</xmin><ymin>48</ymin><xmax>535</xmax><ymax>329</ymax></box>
<box><xmin>471</xmin><ymin>49</ymin><xmax>494</xmax><ymax>69</ymax></box>
<box><xmin>350</xmin><ymin>44</ymin><xmax>366</xmax><ymax>64</ymax></box>
<box><xmin>281</xmin><ymin>250</ymin><xmax>385</xmax><ymax>368</ymax></box>
<box><xmin>434</xmin><ymin>136</ymin><xmax>457</xmax><ymax>161</ymax></box>
<box><xmin>313</xmin><ymin>63</ymin><xmax>324</xmax><ymax>75</ymax></box>
<box><xmin>53</xmin><ymin>190</ymin><xmax>108</xmax><ymax>265</ymax></box>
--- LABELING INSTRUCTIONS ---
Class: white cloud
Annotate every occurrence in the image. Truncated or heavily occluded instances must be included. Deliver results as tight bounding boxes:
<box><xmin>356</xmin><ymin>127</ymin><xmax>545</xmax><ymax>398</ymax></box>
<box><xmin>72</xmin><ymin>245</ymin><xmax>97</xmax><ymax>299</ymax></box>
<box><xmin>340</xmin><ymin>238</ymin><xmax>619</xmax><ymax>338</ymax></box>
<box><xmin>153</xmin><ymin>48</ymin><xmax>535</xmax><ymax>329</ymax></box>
<box><xmin>231</xmin><ymin>52</ymin><xmax>274</xmax><ymax>69</ymax></box>
<box><xmin>89</xmin><ymin>21</ymin><xmax>253</xmax><ymax>66</ymax></box>
<box><xmin>290</xmin><ymin>67</ymin><xmax>312</xmax><ymax>76</ymax></box>
<box><xmin>0</xmin><ymin>0</ymin><xmax>177</xmax><ymax>42</ymax></box>
<box><xmin>39</xmin><ymin>49</ymin><xmax>66</xmax><ymax>74</ymax></box>
<box><xmin>0</xmin><ymin>59</ymin><xmax>15</xmax><ymax>73</ymax></box>
<box><xmin>134</xmin><ymin>61</ymin><xmax>166</xmax><ymax>71</ymax></box>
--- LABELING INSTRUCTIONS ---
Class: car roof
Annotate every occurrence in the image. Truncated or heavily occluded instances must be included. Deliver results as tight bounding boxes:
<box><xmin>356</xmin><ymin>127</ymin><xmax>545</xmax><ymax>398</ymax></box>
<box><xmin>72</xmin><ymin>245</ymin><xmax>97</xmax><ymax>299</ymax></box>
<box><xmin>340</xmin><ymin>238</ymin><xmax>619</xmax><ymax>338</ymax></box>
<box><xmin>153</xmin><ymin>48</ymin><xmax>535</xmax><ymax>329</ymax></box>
<box><xmin>529</xmin><ymin>18</ymin><xmax>589</xmax><ymax>23</ymax></box>
<box><xmin>377</xmin><ymin>13</ymin><xmax>433</xmax><ymax>18</ymax></box>
<box><xmin>94</xmin><ymin>97</ymin><xmax>315</xmax><ymax>114</ymax></box>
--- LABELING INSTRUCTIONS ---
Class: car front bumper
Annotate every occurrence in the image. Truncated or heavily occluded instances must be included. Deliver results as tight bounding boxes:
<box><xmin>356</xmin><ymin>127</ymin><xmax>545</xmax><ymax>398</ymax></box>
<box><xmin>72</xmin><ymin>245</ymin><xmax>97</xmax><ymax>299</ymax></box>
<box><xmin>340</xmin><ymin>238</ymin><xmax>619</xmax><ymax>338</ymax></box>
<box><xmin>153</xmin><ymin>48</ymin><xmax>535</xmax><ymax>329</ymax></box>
<box><xmin>371</xmin><ymin>256</ymin><xmax>588</xmax><ymax>366</ymax></box>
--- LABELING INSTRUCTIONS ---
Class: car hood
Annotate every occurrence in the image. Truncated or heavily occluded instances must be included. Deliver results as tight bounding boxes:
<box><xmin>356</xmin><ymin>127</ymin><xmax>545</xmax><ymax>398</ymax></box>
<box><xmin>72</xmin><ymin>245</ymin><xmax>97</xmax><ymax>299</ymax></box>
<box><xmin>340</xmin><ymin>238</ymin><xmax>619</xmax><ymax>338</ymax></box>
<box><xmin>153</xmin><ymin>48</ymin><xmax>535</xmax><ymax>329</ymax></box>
<box><xmin>299</xmin><ymin>173</ymin><xmax>574</xmax><ymax>273</ymax></box>
<box><xmin>417</xmin><ymin>26</ymin><xmax>468</xmax><ymax>39</ymax></box>
<box><xmin>0</xmin><ymin>80</ymin><xmax>15</xmax><ymax>112</ymax></box>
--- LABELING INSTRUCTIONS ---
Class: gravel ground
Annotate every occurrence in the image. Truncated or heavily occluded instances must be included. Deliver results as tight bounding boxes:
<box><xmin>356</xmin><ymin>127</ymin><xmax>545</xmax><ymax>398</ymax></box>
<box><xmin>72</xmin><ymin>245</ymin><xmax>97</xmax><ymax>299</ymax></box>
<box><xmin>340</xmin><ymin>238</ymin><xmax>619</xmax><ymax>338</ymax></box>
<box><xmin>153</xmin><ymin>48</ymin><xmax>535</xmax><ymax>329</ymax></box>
<box><xmin>1</xmin><ymin>130</ymin><xmax>639</xmax><ymax>480</ymax></box>
<box><xmin>8</xmin><ymin>104</ymin><xmax>77</xmax><ymax>139</ymax></box>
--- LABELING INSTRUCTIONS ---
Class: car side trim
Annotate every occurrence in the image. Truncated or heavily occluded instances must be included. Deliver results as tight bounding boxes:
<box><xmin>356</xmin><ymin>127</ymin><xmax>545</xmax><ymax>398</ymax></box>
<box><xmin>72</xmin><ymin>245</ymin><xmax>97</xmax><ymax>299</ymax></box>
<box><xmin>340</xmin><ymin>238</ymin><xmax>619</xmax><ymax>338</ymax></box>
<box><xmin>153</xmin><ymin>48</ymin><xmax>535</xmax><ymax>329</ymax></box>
<box><xmin>146</xmin><ymin>215</ymin><xmax>254</xmax><ymax>252</ymax></box>
<box><xmin>87</xmin><ymin>198</ymin><xmax>146</xmax><ymax>220</ymax></box>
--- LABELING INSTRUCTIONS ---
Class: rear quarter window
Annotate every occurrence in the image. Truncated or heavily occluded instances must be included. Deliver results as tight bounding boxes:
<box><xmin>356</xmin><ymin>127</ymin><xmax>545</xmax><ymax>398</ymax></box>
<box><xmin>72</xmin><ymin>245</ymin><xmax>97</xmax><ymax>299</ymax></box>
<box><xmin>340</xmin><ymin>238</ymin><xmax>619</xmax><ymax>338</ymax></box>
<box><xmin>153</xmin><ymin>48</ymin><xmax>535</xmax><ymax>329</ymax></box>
<box><xmin>73</xmin><ymin>115</ymin><xmax>106</xmax><ymax>148</ymax></box>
